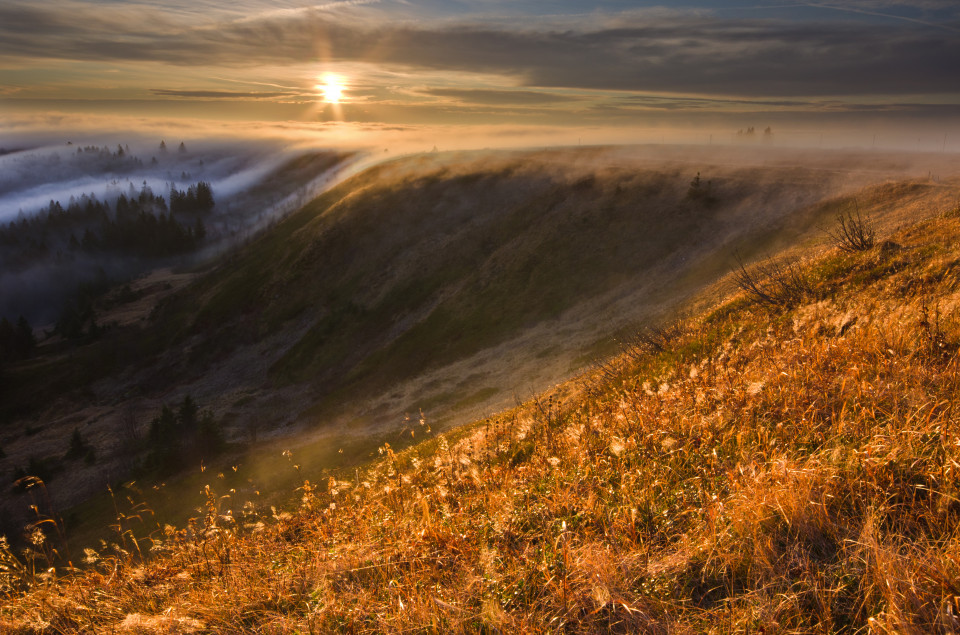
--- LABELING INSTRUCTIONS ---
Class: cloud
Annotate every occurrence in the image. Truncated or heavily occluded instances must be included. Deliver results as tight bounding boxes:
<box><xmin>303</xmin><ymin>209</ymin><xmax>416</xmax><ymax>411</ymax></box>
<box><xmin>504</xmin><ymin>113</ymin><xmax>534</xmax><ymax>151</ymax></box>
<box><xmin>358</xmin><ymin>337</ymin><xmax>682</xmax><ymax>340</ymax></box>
<box><xmin>421</xmin><ymin>88</ymin><xmax>581</xmax><ymax>105</ymax></box>
<box><xmin>795</xmin><ymin>0</ymin><xmax>960</xmax><ymax>32</ymax></box>
<box><xmin>151</xmin><ymin>89</ymin><xmax>295</xmax><ymax>99</ymax></box>
<box><xmin>1</xmin><ymin>2</ymin><xmax>959</xmax><ymax>99</ymax></box>
<box><xmin>615</xmin><ymin>94</ymin><xmax>813</xmax><ymax>111</ymax></box>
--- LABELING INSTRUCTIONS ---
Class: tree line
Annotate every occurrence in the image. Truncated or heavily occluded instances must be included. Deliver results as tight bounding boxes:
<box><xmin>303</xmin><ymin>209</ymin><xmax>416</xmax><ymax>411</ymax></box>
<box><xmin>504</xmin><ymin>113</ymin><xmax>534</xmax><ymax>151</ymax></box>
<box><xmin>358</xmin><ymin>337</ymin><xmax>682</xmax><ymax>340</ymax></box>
<box><xmin>145</xmin><ymin>395</ymin><xmax>226</xmax><ymax>475</ymax></box>
<box><xmin>0</xmin><ymin>181</ymin><xmax>215</xmax><ymax>264</ymax></box>
<box><xmin>5</xmin><ymin>395</ymin><xmax>226</xmax><ymax>493</ymax></box>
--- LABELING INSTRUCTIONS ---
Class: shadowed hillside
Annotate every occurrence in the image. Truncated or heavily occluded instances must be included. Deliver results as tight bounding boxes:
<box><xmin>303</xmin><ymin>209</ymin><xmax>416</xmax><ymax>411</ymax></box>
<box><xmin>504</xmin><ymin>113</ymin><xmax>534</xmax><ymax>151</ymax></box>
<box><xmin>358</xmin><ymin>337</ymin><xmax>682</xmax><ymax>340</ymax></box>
<box><xmin>149</xmin><ymin>146</ymin><xmax>939</xmax><ymax>428</ymax></box>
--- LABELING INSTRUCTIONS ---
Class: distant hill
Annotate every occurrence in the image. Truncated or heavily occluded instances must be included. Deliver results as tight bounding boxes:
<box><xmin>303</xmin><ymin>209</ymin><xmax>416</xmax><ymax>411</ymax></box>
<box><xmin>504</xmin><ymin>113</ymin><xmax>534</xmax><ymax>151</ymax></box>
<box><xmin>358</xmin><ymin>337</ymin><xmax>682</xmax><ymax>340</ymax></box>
<box><xmin>150</xmin><ymin>146</ymin><xmax>952</xmax><ymax>429</ymax></box>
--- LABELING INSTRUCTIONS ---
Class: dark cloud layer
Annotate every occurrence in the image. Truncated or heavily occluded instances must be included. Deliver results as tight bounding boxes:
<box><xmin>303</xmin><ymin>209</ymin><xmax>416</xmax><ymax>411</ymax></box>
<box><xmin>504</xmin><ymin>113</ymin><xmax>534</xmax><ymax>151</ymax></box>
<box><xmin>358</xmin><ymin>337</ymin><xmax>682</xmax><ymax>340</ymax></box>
<box><xmin>1</xmin><ymin>3</ymin><xmax>958</xmax><ymax>99</ymax></box>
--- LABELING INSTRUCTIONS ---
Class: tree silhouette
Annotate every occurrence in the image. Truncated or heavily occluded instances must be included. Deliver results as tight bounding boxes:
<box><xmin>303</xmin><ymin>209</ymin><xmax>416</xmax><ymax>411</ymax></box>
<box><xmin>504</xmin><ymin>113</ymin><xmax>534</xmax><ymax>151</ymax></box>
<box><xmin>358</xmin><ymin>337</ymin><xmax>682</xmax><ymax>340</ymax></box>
<box><xmin>0</xmin><ymin>315</ymin><xmax>36</xmax><ymax>362</ymax></box>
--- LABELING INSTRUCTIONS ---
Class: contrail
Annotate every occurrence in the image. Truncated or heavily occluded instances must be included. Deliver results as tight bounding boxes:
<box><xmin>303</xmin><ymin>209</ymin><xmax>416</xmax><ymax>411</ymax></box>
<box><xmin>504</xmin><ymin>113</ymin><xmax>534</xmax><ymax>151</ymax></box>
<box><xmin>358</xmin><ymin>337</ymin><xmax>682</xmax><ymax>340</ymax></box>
<box><xmin>801</xmin><ymin>1</ymin><xmax>960</xmax><ymax>34</ymax></box>
<box><xmin>209</xmin><ymin>77</ymin><xmax>303</xmax><ymax>91</ymax></box>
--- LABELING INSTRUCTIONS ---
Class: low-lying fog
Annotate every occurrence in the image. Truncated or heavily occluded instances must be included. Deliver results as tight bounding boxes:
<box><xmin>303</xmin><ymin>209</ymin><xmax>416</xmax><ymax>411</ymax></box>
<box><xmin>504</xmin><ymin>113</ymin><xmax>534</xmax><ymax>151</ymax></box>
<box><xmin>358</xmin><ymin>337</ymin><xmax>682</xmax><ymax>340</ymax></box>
<box><xmin>2</xmin><ymin>141</ymin><xmax>267</xmax><ymax>221</ymax></box>
<box><xmin>5</xmin><ymin>111</ymin><xmax>960</xmax><ymax>328</ymax></box>
<box><xmin>0</xmin><ymin>134</ymin><xmax>368</xmax><ymax>324</ymax></box>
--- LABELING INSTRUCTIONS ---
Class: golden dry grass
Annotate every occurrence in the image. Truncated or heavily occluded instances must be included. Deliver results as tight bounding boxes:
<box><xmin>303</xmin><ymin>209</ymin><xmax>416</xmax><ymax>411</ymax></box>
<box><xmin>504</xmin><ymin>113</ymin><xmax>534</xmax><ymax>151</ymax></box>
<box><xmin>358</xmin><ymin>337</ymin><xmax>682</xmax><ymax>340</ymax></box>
<box><xmin>5</xmin><ymin>210</ymin><xmax>960</xmax><ymax>633</ymax></box>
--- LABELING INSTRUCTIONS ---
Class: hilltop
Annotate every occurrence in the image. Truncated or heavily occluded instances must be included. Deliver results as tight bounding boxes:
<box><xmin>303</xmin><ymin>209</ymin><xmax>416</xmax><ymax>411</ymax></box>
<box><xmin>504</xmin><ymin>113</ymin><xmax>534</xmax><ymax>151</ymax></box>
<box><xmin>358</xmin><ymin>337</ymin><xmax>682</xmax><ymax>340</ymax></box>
<box><xmin>2</xmin><ymin>150</ymin><xmax>960</xmax><ymax>631</ymax></box>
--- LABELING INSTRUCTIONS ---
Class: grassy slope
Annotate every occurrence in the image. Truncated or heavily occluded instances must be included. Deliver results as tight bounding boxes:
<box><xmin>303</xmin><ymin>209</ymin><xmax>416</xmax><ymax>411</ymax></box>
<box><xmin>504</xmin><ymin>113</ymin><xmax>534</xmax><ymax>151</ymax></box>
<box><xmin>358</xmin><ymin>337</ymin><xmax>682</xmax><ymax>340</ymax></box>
<box><xmin>4</xmin><ymin>188</ymin><xmax>960</xmax><ymax>631</ymax></box>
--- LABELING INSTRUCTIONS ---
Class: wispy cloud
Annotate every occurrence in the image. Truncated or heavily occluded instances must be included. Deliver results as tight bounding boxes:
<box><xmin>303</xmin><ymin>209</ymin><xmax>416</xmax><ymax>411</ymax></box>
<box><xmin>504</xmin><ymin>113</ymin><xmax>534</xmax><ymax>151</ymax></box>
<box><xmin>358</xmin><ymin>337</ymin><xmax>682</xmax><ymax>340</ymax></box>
<box><xmin>1</xmin><ymin>1</ymin><xmax>958</xmax><ymax>103</ymax></box>
<box><xmin>421</xmin><ymin>88</ymin><xmax>582</xmax><ymax>105</ymax></box>
<box><xmin>799</xmin><ymin>1</ymin><xmax>960</xmax><ymax>32</ymax></box>
<box><xmin>151</xmin><ymin>89</ymin><xmax>296</xmax><ymax>99</ymax></box>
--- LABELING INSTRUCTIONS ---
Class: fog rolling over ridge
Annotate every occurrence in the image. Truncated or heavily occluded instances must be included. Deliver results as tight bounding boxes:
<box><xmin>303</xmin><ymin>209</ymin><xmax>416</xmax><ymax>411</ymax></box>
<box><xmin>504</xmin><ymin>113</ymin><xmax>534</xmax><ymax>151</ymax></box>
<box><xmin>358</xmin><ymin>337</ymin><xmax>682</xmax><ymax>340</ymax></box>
<box><xmin>136</xmin><ymin>143</ymin><xmax>960</xmax><ymax>438</ymax></box>
<box><xmin>0</xmin><ymin>138</ymin><xmax>358</xmax><ymax>323</ymax></box>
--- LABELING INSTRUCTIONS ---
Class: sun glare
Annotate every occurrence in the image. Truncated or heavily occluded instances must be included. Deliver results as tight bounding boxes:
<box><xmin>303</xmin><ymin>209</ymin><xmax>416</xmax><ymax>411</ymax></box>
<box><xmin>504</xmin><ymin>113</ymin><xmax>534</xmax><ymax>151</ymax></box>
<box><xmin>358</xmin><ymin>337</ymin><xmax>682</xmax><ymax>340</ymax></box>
<box><xmin>318</xmin><ymin>76</ymin><xmax>345</xmax><ymax>103</ymax></box>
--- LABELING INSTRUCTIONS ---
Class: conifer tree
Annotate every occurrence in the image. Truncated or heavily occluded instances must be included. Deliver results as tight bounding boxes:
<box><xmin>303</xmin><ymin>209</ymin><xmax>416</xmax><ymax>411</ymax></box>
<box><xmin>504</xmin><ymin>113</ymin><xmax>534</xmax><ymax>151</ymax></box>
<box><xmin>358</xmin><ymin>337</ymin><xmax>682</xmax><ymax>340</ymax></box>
<box><xmin>15</xmin><ymin>316</ymin><xmax>35</xmax><ymax>358</ymax></box>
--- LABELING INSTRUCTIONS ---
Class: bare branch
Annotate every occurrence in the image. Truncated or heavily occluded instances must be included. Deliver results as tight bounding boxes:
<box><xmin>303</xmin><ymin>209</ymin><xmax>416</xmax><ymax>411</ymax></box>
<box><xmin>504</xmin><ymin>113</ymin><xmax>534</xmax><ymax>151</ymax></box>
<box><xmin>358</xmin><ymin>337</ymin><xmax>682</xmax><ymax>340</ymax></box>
<box><xmin>829</xmin><ymin>201</ymin><xmax>875</xmax><ymax>252</ymax></box>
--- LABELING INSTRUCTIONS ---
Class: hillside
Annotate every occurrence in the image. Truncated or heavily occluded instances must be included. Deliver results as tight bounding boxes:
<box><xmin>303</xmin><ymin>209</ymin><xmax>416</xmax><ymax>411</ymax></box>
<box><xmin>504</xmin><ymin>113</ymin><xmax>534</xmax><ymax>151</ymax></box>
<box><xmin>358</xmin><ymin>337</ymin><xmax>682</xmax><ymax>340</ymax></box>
<box><xmin>3</xmin><ymin>166</ymin><xmax>960</xmax><ymax>631</ymax></box>
<box><xmin>1</xmin><ymin>145</ymin><xmax>959</xmax><ymax>553</ymax></box>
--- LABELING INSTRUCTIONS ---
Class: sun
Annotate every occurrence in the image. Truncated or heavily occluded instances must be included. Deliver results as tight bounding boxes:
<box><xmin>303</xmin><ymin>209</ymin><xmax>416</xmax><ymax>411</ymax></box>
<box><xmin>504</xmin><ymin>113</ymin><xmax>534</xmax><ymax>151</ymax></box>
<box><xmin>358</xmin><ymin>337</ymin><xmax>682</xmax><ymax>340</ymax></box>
<box><xmin>318</xmin><ymin>75</ymin><xmax>345</xmax><ymax>103</ymax></box>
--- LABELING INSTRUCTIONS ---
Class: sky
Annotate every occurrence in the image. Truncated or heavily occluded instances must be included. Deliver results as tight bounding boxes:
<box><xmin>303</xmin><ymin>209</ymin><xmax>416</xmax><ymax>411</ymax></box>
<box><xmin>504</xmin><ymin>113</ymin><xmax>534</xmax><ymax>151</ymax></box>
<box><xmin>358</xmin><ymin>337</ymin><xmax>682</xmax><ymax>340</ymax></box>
<box><xmin>1</xmin><ymin>0</ymin><xmax>960</xmax><ymax>149</ymax></box>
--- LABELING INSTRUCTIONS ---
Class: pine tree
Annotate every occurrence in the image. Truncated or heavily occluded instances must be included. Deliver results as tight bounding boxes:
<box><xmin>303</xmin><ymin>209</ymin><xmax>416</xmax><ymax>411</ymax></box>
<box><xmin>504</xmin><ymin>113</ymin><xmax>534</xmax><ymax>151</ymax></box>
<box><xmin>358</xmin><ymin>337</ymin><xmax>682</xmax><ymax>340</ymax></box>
<box><xmin>65</xmin><ymin>427</ymin><xmax>87</xmax><ymax>460</ymax></box>
<box><xmin>147</xmin><ymin>405</ymin><xmax>181</xmax><ymax>473</ymax></box>
<box><xmin>194</xmin><ymin>217</ymin><xmax>207</xmax><ymax>241</ymax></box>
<box><xmin>196</xmin><ymin>410</ymin><xmax>225</xmax><ymax>458</ymax></box>
<box><xmin>178</xmin><ymin>395</ymin><xmax>198</xmax><ymax>429</ymax></box>
<box><xmin>15</xmin><ymin>316</ymin><xmax>35</xmax><ymax>358</ymax></box>
<box><xmin>195</xmin><ymin>181</ymin><xmax>215</xmax><ymax>211</ymax></box>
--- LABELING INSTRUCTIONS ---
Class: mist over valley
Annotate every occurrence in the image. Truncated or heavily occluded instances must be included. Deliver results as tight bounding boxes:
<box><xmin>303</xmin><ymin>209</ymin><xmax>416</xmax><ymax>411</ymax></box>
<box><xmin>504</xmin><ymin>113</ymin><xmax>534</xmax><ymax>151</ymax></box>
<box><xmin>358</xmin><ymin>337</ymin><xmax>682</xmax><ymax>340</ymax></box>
<box><xmin>0</xmin><ymin>139</ymin><xmax>356</xmax><ymax>324</ymax></box>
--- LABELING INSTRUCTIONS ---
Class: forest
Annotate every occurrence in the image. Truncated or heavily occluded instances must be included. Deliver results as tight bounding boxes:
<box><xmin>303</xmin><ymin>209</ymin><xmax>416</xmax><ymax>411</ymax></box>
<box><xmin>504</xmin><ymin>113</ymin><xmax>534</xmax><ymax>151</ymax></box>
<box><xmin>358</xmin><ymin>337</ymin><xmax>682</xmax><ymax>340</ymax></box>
<box><xmin>0</xmin><ymin>180</ymin><xmax>214</xmax><ymax>267</ymax></box>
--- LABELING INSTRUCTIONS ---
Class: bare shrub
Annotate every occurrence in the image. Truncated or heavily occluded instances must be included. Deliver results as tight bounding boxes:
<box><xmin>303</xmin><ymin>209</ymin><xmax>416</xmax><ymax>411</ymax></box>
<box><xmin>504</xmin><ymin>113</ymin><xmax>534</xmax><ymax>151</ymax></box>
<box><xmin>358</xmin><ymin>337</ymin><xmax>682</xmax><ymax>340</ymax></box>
<box><xmin>830</xmin><ymin>202</ymin><xmax>875</xmax><ymax>252</ymax></box>
<box><xmin>733</xmin><ymin>254</ymin><xmax>814</xmax><ymax>309</ymax></box>
<box><xmin>589</xmin><ymin>321</ymin><xmax>683</xmax><ymax>390</ymax></box>
<box><xmin>628</xmin><ymin>322</ymin><xmax>682</xmax><ymax>357</ymax></box>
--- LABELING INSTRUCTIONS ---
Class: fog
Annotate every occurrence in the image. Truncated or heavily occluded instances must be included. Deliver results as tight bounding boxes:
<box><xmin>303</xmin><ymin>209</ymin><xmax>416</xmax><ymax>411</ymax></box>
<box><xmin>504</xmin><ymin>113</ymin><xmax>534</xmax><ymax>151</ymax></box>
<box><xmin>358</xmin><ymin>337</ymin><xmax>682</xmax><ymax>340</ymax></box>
<box><xmin>2</xmin><ymin>112</ymin><xmax>959</xmax><ymax>326</ymax></box>
<box><xmin>1</xmin><ymin>138</ymin><xmax>288</xmax><ymax>222</ymax></box>
<box><xmin>0</xmin><ymin>131</ymin><xmax>369</xmax><ymax>324</ymax></box>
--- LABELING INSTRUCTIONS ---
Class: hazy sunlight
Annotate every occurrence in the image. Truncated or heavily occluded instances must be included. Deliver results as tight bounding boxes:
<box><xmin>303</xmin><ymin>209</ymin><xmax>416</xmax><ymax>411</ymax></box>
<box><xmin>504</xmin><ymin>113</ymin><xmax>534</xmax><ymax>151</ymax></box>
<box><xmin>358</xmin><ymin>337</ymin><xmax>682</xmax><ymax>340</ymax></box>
<box><xmin>319</xmin><ymin>76</ymin><xmax>345</xmax><ymax>103</ymax></box>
